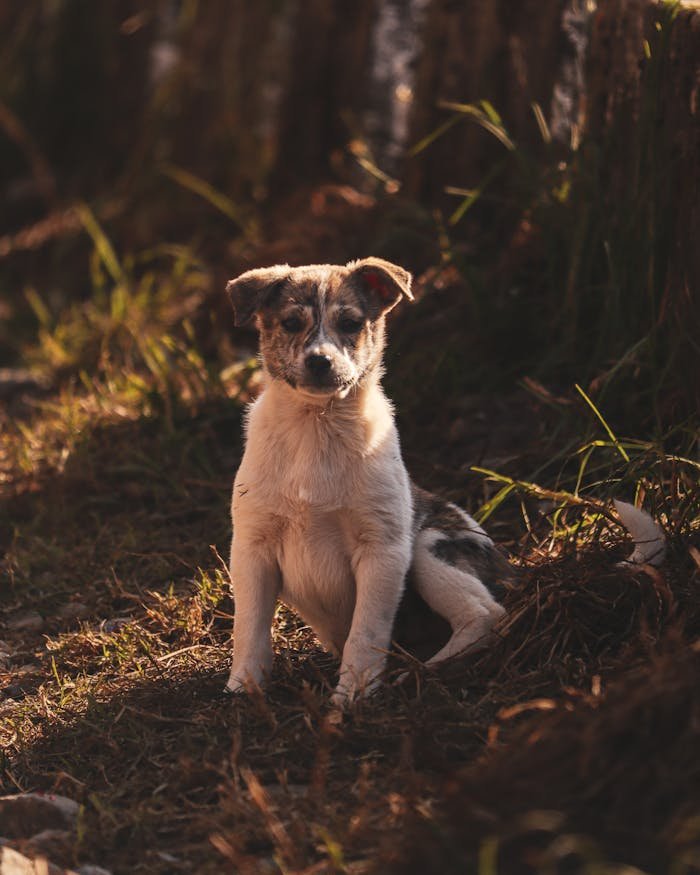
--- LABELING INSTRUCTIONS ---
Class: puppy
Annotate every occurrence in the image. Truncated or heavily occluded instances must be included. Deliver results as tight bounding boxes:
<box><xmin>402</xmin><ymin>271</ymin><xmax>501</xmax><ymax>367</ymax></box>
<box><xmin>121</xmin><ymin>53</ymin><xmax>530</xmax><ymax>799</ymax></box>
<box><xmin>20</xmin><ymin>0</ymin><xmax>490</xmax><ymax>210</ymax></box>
<box><xmin>224</xmin><ymin>257</ymin><xmax>511</xmax><ymax>706</ymax></box>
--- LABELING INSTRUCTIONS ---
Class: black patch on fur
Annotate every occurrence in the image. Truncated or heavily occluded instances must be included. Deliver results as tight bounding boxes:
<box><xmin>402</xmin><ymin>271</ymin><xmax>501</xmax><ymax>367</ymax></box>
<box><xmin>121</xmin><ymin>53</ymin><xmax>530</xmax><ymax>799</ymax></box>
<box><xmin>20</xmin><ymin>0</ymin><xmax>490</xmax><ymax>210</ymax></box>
<box><xmin>430</xmin><ymin>537</ymin><xmax>508</xmax><ymax>600</ymax></box>
<box><xmin>412</xmin><ymin>486</ymin><xmax>469</xmax><ymax>536</ymax></box>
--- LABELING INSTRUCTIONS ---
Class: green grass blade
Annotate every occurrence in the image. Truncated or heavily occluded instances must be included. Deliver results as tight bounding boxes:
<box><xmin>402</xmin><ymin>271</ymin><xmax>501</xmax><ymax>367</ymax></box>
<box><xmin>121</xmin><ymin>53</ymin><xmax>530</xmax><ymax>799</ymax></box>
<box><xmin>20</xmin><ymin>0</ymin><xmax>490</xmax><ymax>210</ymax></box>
<box><xmin>574</xmin><ymin>444</ymin><xmax>595</xmax><ymax>497</ymax></box>
<box><xmin>439</xmin><ymin>100</ymin><xmax>515</xmax><ymax>150</ymax></box>
<box><xmin>75</xmin><ymin>202</ymin><xmax>125</xmax><ymax>286</ymax></box>
<box><xmin>161</xmin><ymin>163</ymin><xmax>249</xmax><ymax>231</ymax></box>
<box><xmin>472</xmin><ymin>466</ymin><xmax>610</xmax><ymax>516</ymax></box>
<box><xmin>531</xmin><ymin>101</ymin><xmax>551</xmax><ymax>144</ymax></box>
<box><xmin>25</xmin><ymin>286</ymin><xmax>53</xmax><ymax>329</ymax></box>
<box><xmin>475</xmin><ymin>482</ymin><xmax>517</xmax><ymax>524</ymax></box>
<box><xmin>408</xmin><ymin>113</ymin><xmax>462</xmax><ymax>157</ymax></box>
<box><xmin>575</xmin><ymin>383</ymin><xmax>630</xmax><ymax>463</ymax></box>
<box><xmin>447</xmin><ymin>162</ymin><xmax>505</xmax><ymax>226</ymax></box>
<box><xmin>479</xmin><ymin>100</ymin><xmax>503</xmax><ymax>126</ymax></box>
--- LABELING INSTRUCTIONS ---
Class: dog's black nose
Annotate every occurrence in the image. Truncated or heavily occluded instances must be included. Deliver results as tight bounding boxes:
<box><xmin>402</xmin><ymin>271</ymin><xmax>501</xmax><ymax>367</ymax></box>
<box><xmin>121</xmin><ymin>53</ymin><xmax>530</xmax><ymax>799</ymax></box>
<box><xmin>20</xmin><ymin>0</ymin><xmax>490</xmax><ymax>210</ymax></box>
<box><xmin>305</xmin><ymin>353</ymin><xmax>332</xmax><ymax>376</ymax></box>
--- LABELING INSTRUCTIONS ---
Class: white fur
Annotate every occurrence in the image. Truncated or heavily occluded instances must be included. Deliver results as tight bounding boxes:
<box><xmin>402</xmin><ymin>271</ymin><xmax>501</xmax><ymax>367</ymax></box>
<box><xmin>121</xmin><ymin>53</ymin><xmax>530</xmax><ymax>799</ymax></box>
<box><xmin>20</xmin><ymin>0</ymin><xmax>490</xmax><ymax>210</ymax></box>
<box><xmin>227</xmin><ymin>375</ymin><xmax>414</xmax><ymax>705</ymax></box>
<box><xmin>614</xmin><ymin>499</ymin><xmax>666</xmax><ymax>567</ymax></box>
<box><xmin>412</xmin><ymin>528</ymin><xmax>506</xmax><ymax>663</ymax></box>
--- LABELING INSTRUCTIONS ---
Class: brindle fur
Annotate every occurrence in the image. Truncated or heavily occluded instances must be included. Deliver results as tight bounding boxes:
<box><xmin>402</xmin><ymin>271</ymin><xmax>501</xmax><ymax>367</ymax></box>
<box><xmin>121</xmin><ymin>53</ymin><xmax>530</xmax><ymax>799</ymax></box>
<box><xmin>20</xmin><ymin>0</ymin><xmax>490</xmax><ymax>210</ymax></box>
<box><xmin>235</xmin><ymin>266</ymin><xmax>389</xmax><ymax>394</ymax></box>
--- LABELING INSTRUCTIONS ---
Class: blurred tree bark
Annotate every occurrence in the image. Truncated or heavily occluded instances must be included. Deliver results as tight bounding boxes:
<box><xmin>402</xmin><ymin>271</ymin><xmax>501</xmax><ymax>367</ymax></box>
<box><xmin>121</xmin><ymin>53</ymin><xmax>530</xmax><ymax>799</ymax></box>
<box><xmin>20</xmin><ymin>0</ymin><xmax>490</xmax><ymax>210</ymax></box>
<box><xmin>402</xmin><ymin>0</ymin><xmax>567</xmax><ymax>200</ymax></box>
<box><xmin>272</xmin><ymin>0</ymin><xmax>377</xmax><ymax>191</ymax></box>
<box><xmin>585</xmin><ymin>0</ymin><xmax>700</xmax><ymax>412</ymax></box>
<box><xmin>0</xmin><ymin>0</ymin><xmax>153</xmax><ymax>198</ymax></box>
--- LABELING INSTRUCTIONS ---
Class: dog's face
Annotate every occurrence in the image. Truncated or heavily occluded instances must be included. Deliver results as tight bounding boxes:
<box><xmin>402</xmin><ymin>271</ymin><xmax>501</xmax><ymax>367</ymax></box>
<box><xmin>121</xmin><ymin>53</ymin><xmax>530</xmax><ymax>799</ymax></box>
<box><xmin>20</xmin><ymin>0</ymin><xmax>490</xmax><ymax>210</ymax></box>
<box><xmin>227</xmin><ymin>258</ymin><xmax>413</xmax><ymax>398</ymax></box>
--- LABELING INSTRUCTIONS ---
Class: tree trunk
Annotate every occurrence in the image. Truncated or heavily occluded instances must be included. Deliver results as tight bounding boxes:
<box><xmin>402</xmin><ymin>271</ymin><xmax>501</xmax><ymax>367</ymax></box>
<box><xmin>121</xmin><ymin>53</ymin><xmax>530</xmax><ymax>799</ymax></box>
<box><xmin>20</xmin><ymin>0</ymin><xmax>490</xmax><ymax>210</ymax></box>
<box><xmin>585</xmin><ymin>0</ymin><xmax>700</xmax><ymax>414</ymax></box>
<box><xmin>402</xmin><ymin>0</ymin><xmax>567</xmax><ymax>201</ymax></box>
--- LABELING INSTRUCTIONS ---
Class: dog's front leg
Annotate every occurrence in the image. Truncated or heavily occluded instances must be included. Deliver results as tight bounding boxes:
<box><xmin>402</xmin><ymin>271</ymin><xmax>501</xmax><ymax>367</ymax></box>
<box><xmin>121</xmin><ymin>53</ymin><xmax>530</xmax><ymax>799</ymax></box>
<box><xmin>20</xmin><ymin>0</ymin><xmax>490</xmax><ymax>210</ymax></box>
<box><xmin>225</xmin><ymin>540</ymin><xmax>281</xmax><ymax>695</ymax></box>
<box><xmin>332</xmin><ymin>544</ymin><xmax>410</xmax><ymax>708</ymax></box>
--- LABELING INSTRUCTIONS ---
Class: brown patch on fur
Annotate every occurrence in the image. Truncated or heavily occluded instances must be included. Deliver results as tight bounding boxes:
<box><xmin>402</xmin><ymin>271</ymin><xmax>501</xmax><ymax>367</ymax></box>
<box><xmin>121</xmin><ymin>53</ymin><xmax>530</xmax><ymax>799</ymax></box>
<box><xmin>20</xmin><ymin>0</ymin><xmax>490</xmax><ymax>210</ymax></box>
<box><xmin>346</xmin><ymin>257</ymin><xmax>413</xmax><ymax>317</ymax></box>
<box><xmin>348</xmin><ymin>318</ymin><xmax>386</xmax><ymax>380</ymax></box>
<box><xmin>227</xmin><ymin>265</ymin><xmax>291</xmax><ymax>326</ymax></box>
<box><xmin>258</xmin><ymin>322</ymin><xmax>304</xmax><ymax>385</ymax></box>
<box><xmin>251</xmin><ymin>265</ymin><xmax>391</xmax><ymax>390</ymax></box>
<box><xmin>412</xmin><ymin>485</ymin><xmax>468</xmax><ymax>536</ymax></box>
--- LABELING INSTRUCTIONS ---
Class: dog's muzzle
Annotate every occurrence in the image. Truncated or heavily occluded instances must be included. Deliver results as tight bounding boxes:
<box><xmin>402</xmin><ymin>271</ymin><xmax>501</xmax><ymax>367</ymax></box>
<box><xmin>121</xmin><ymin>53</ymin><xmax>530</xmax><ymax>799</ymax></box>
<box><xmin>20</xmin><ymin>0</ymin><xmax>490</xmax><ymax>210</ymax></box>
<box><xmin>295</xmin><ymin>351</ymin><xmax>356</xmax><ymax>396</ymax></box>
<box><xmin>301</xmin><ymin>352</ymin><xmax>339</xmax><ymax>390</ymax></box>
<box><xmin>305</xmin><ymin>353</ymin><xmax>332</xmax><ymax>379</ymax></box>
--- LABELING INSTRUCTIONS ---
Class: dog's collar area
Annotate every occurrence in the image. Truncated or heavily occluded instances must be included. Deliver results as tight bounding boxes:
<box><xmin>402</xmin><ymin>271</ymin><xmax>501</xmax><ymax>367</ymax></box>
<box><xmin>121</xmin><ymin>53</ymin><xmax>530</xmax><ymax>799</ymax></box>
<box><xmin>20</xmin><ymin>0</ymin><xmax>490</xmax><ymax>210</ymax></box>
<box><xmin>270</xmin><ymin>376</ymin><xmax>357</xmax><ymax>407</ymax></box>
<box><xmin>267</xmin><ymin>364</ymin><xmax>383</xmax><ymax>409</ymax></box>
<box><xmin>294</xmin><ymin>384</ymin><xmax>354</xmax><ymax>404</ymax></box>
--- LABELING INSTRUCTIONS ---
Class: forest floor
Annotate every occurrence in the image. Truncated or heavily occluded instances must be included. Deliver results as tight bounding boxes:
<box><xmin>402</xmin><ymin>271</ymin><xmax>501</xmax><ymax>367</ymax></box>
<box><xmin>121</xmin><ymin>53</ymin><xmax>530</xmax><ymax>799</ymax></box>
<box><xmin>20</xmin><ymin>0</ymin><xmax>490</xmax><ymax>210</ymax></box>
<box><xmin>1</xmin><ymin>190</ymin><xmax>699</xmax><ymax>874</ymax></box>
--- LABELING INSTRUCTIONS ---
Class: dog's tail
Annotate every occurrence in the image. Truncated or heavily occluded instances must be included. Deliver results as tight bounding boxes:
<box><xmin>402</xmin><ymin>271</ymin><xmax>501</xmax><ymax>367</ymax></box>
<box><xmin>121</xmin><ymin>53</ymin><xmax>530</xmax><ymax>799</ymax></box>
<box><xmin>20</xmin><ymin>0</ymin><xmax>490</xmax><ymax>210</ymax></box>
<box><xmin>614</xmin><ymin>499</ymin><xmax>666</xmax><ymax>567</ymax></box>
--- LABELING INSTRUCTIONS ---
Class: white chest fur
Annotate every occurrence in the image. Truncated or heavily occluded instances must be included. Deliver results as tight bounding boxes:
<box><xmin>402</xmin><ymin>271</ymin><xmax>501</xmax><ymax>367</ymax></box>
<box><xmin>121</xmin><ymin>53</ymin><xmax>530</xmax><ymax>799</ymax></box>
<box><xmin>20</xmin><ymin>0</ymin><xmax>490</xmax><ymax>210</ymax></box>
<box><xmin>231</xmin><ymin>379</ymin><xmax>411</xmax><ymax>652</ymax></box>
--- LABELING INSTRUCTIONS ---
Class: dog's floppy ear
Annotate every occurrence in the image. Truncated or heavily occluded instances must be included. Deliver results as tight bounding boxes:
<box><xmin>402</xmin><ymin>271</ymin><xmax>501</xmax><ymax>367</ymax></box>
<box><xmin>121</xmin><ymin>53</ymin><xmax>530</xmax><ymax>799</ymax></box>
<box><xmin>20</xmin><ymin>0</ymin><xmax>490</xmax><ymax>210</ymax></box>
<box><xmin>226</xmin><ymin>265</ymin><xmax>291</xmax><ymax>327</ymax></box>
<box><xmin>347</xmin><ymin>257</ymin><xmax>413</xmax><ymax>315</ymax></box>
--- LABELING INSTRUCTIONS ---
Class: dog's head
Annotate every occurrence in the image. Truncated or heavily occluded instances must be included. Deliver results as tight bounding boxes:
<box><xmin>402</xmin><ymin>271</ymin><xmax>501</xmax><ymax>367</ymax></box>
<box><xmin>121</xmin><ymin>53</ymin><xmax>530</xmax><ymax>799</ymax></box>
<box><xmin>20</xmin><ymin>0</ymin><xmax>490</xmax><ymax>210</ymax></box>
<box><xmin>226</xmin><ymin>258</ymin><xmax>413</xmax><ymax>398</ymax></box>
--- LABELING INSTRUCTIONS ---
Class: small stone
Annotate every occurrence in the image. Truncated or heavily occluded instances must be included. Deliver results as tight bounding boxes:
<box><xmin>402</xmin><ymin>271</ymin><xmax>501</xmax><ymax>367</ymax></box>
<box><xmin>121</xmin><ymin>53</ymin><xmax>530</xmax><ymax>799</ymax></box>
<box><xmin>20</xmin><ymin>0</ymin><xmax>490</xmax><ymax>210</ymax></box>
<box><xmin>0</xmin><ymin>640</ymin><xmax>13</xmax><ymax>670</ymax></box>
<box><xmin>5</xmin><ymin>665</ymin><xmax>43</xmax><ymax>698</ymax></box>
<box><xmin>23</xmin><ymin>829</ymin><xmax>74</xmax><ymax>867</ymax></box>
<box><xmin>98</xmin><ymin>618</ymin><xmax>131</xmax><ymax>634</ymax></box>
<box><xmin>56</xmin><ymin>604</ymin><xmax>90</xmax><ymax>621</ymax></box>
<box><xmin>2</xmin><ymin>663</ymin><xmax>44</xmax><ymax>700</ymax></box>
<box><xmin>2</xmin><ymin>685</ymin><xmax>25</xmax><ymax>701</ymax></box>
<box><xmin>5</xmin><ymin>612</ymin><xmax>44</xmax><ymax>633</ymax></box>
<box><xmin>0</xmin><ymin>794</ymin><xmax>79</xmax><ymax>839</ymax></box>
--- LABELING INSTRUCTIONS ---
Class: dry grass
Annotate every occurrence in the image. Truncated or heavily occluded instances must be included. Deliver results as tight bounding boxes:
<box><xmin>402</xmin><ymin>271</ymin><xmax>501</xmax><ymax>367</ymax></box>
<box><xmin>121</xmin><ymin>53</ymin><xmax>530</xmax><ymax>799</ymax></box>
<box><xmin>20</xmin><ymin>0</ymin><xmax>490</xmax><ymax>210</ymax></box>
<box><xmin>1</xmin><ymin>357</ymin><xmax>698</xmax><ymax>875</ymax></box>
<box><xmin>1</xmin><ymin>195</ymin><xmax>699</xmax><ymax>875</ymax></box>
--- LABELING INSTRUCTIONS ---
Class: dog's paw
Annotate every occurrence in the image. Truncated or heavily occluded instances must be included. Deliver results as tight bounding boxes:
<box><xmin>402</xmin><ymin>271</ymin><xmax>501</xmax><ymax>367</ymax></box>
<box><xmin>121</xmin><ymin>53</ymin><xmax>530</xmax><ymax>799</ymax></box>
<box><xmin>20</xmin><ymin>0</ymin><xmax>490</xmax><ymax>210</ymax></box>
<box><xmin>224</xmin><ymin>667</ymin><xmax>264</xmax><ymax>696</ymax></box>
<box><xmin>330</xmin><ymin>686</ymin><xmax>353</xmax><ymax>710</ymax></box>
<box><xmin>331</xmin><ymin>676</ymin><xmax>380</xmax><ymax>709</ymax></box>
<box><xmin>223</xmin><ymin>679</ymin><xmax>246</xmax><ymax>696</ymax></box>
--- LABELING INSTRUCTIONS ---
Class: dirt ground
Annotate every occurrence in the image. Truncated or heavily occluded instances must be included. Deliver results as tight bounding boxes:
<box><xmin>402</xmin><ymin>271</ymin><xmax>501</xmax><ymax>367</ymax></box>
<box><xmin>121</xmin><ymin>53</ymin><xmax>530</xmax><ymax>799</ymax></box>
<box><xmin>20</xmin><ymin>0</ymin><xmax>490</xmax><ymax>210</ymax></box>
<box><xmin>1</xmin><ymin>194</ymin><xmax>699</xmax><ymax>874</ymax></box>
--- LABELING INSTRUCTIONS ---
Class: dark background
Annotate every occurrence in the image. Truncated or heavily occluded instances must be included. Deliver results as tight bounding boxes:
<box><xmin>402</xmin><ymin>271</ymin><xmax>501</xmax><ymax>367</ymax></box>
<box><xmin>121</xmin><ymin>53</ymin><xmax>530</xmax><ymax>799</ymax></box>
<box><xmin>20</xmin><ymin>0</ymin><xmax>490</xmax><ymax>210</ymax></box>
<box><xmin>1</xmin><ymin>0</ymin><xmax>698</xmax><ymax>434</ymax></box>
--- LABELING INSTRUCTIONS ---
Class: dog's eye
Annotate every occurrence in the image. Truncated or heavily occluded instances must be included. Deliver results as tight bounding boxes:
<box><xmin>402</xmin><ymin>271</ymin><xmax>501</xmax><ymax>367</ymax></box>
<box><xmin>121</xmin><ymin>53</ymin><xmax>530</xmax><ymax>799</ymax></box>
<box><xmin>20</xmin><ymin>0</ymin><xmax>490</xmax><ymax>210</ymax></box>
<box><xmin>338</xmin><ymin>317</ymin><xmax>363</xmax><ymax>333</ymax></box>
<box><xmin>281</xmin><ymin>316</ymin><xmax>304</xmax><ymax>333</ymax></box>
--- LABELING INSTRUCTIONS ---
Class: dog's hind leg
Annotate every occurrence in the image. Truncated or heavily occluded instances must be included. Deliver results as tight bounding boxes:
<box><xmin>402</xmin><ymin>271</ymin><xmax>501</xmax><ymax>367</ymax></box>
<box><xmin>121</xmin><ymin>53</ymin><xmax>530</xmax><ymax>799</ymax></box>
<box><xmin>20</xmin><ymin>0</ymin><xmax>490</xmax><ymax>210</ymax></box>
<box><xmin>410</xmin><ymin>524</ymin><xmax>508</xmax><ymax>665</ymax></box>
